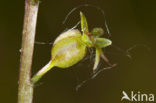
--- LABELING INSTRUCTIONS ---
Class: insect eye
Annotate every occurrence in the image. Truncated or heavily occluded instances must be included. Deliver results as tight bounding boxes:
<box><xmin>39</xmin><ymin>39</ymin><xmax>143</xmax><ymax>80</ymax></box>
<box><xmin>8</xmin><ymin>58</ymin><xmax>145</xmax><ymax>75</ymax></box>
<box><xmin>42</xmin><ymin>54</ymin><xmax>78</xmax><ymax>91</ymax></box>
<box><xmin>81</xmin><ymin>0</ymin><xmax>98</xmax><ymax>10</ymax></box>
<box><xmin>91</xmin><ymin>27</ymin><xmax>104</xmax><ymax>37</ymax></box>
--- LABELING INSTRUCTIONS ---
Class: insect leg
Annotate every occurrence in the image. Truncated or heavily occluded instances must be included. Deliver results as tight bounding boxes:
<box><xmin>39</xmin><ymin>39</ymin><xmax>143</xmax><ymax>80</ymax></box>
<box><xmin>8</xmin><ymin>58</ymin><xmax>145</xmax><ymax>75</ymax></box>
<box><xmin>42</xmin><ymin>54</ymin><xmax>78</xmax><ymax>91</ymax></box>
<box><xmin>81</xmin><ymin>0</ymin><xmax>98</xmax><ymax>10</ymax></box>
<box><xmin>93</xmin><ymin>48</ymin><xmax>101</xmax><ymax>73</ymax></box>
<box><xmin>100</xmin><ymin>49</ymin><xmax>117</xmax><ymax>67</ymax></box>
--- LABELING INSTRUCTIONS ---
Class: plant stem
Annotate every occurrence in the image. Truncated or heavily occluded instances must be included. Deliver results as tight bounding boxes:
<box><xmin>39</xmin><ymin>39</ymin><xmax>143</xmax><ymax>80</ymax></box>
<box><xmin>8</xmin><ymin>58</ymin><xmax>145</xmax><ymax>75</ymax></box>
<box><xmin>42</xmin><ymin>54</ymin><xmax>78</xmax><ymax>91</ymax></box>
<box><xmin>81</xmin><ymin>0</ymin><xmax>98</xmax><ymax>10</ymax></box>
<box><xmin>18</xmin><ymin>0</ymin><xmax>39</xmax><ymax>103</ymax></box>
<box><xmin>31</xmin><ymin>60</ymin><xmax>54</xmax><ymax>84</ymax></box>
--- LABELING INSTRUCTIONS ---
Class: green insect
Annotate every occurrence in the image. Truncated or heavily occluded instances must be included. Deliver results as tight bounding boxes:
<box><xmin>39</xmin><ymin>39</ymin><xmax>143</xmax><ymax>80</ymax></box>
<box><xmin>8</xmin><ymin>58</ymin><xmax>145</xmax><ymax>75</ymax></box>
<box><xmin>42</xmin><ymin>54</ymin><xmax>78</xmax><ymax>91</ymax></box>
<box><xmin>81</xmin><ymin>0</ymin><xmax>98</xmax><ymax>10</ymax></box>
<box><xmin>32</xmin><ymin>12</ymin><xmax>115</xmax><ymax>84</ymax></box>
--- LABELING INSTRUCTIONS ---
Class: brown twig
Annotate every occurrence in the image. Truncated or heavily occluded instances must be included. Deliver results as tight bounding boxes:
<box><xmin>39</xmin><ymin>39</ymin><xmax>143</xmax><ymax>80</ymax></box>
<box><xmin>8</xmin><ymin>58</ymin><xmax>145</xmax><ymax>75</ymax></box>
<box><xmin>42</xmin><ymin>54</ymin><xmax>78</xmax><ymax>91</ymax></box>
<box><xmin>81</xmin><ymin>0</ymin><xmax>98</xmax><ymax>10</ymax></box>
<box><xmin>18</xmin><ymin>0</ymin><xmax>39</xmax><ymax>103</ymax></box>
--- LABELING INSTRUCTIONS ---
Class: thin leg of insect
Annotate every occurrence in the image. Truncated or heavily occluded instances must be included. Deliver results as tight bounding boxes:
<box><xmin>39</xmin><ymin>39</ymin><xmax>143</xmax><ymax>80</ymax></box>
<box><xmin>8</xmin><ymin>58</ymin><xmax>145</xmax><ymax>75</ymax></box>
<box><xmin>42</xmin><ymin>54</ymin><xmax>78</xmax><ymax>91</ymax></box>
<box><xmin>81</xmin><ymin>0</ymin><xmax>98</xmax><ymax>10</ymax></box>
<box><xmin>76</xmin><ymin>43</ymin><xmax>150</xmax><ymax>91</ymax></box>
<box><xmin>35</xmin><ymin>41</ymin><xmax>53</xmax><ymax>45</ymax></box>
<box><xmin>104</xmin><ymin>21</ymin><xmax>111</xmax><ymax>37</ymax></box>
<box><xmin>126</xmin><ymin>44</ymin><xmax>151</xmax><ymax>55</ymax></box>
<box><xmin>110</xmin><ymin>44</ymin><xmax>132</xmax><ymax>59</ymax></box>
<box><xmin>104</xmin><ymin>44</ymin><xmax>151</xmax><ymax>60</ymax></box>
<box><xmin>70</xmin><ymin>21</ymin><xmax>80</xmax><ymax>30</ymax></box>
<box><xmin>63</xmin><ymin>4</ymin><xmax>106</xmax><ymax>24</ymax></box>
<box><xmin>76</xmin><ymin>65</ymin><xmax>114</xmax><ymax>91</ymax></box>
<box><xmin>76</xmin><ymin>50</ymin><xmax>116</xmax><ymax>91</ymax></box>
<box><xmin>34</xmin><ymin>20</ymin><xmax>80</xmax><ymax>46</ymax></box>
<box><xmin>100</xmin><ymin>51</ymin><xmax>117</xmax><ymax>67</ymax></box>
<box><xmin>111</xmin><ymin>44</ymin><xmax>150</xmax><ymax>59</ymax></box>
<box><xmin>93</xmin><ymin>48</ymin><xmax>101</xmax><ymax>73</ymax></box>
<box><xmin>62</xmin><ymin>4</ymin><xmax>111</xmax><ymax>36</ymax></box>
<box><xmin>89</xmin><ymin>48</ymin><xmax>95</xmax><ymax>61</ymax></box>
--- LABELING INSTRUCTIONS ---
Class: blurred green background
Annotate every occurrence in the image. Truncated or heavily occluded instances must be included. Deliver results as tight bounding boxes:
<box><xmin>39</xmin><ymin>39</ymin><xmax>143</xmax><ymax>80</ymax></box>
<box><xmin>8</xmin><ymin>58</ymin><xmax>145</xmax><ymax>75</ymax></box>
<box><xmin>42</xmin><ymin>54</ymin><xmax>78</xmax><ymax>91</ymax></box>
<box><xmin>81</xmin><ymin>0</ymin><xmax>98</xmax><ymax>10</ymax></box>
<box><xmin>0</xmin><ymin>0</ymin><xmax>156</xmax><ymax>103</ymax></box>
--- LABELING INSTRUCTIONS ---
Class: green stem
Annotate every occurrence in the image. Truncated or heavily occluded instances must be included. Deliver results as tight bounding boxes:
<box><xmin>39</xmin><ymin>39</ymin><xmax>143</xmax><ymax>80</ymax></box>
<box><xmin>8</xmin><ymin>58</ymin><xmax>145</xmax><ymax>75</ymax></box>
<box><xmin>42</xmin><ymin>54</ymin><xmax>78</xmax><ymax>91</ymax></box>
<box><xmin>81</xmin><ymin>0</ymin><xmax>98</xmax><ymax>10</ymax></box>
<box><xmin>18</xmin><ymin>0</ymin><xmax>39</xmax><ymax>103</ymax></box>
<box><xmin>32</xmin><ymin>61</ymin><xmax>54</xmax><ymax>84</ymax></box>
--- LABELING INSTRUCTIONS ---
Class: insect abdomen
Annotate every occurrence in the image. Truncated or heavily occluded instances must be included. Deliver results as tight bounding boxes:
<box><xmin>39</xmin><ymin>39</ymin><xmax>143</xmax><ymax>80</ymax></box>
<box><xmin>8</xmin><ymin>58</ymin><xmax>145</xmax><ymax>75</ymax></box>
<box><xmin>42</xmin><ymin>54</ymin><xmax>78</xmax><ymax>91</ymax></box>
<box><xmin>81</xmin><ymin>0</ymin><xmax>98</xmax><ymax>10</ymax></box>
<box><xmin>51</xmin><ymin>37</ymin><xmax>86</xmax><ymax>68</ymax></box>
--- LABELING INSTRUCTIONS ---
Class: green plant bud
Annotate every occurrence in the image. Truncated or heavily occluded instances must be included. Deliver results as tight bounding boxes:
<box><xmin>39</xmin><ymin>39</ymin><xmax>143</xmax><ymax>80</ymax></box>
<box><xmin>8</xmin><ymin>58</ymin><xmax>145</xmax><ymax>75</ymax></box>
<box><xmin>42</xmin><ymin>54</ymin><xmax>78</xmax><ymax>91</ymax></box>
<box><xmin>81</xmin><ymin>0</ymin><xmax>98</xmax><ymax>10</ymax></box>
<box><xmin>51</xmin><ymin>33</ymin><xmax>87</xmax><ymax>68</ymax></box>
<box><xmin>91</xmin><ymin>27</ymin><xmax>104</xmax><ymax>37</ymax></box>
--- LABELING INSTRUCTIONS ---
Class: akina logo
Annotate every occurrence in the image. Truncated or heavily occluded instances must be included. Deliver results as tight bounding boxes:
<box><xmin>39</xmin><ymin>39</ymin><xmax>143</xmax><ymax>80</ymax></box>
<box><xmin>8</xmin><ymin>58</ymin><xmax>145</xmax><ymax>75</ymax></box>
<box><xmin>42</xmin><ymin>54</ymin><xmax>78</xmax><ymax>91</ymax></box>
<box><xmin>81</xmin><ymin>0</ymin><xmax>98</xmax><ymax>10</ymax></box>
<box><xmin>121</xmin><ymin>91</ymin><xmax>155</xmax><ymax>102</ymax></box>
